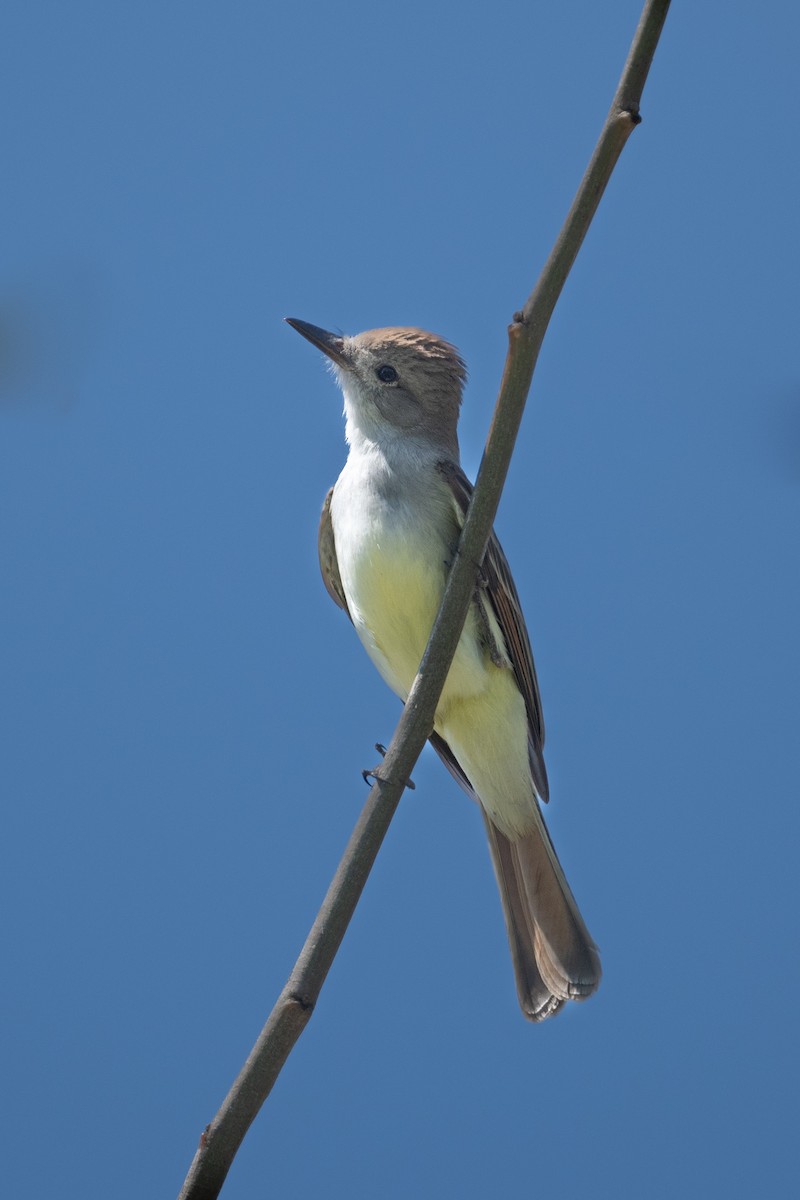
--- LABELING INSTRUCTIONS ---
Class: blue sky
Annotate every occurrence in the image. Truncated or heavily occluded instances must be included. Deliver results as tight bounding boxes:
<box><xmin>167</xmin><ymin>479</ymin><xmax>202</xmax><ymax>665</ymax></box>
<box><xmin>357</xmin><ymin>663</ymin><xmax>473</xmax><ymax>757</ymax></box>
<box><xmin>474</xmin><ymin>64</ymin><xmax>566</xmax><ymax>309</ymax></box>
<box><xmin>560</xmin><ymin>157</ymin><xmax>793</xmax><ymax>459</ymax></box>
<box><xmin>2</xmin><ymin>3</ymin><xmax>798</xmax><ymax>1197</ymax></box>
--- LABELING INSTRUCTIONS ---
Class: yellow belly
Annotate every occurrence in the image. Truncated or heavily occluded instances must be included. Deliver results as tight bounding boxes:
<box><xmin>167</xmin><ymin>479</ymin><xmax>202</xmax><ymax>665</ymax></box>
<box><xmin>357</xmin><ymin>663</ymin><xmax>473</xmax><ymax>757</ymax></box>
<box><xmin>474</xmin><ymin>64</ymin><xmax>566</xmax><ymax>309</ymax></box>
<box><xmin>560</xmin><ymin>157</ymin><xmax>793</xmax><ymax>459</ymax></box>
<box><xmin>339</xmin><ymin>534</ymin><xmax>488</xmax><ymax>708</ymax></box>
<box><xmin>335</xmin><ymin>505</ymin><xmax>538</xmax><ymax>838</ymax></box>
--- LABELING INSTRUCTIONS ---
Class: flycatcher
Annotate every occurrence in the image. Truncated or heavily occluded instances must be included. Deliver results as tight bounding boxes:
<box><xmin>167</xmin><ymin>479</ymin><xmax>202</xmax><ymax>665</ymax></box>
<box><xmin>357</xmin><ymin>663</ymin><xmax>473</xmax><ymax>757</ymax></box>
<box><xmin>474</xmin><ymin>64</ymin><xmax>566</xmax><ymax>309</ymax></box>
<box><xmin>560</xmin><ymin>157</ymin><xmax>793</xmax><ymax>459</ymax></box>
<box><xmin>287</xmin><ymin>318</ymin><xmax>601</xmax><ymax>1021</ymax></box>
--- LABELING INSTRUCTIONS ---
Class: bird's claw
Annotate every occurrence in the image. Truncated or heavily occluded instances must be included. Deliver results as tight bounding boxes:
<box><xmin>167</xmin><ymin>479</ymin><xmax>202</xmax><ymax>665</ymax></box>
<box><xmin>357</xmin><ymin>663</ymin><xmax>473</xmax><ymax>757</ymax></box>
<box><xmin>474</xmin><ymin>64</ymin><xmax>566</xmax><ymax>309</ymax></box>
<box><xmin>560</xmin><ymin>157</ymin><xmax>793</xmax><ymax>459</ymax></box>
<box><xmin>362</xmin><ymin>743</ymin><xmax>415</xmax><ymax>790</ymax></box>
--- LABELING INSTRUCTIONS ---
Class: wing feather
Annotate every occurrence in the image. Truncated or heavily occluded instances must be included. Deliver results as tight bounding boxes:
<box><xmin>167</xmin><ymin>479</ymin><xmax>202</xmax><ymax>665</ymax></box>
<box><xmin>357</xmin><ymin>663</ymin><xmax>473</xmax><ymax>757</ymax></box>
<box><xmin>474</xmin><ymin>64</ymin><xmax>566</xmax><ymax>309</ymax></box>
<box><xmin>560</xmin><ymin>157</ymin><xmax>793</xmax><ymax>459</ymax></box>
<box><xmin>436</xmin><ymin>459</ymin><xmax>548</xmax><ymax>801</ymax></box>
<box><xmin>318</xmin><ymin>487</ymin><xmax>351</xmax><ymax>619</ymax></box>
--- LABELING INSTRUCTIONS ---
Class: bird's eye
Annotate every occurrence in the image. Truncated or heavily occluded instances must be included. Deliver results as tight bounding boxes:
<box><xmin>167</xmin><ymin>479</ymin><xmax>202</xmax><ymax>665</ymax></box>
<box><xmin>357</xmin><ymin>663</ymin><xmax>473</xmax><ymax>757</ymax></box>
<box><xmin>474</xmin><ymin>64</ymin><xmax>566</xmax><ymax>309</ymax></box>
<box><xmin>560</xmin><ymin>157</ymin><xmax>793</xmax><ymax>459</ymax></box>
<box><xmin>376</xmin><ymin>364</ymin><xmax>398</xmax><ymax>383</ymax></box>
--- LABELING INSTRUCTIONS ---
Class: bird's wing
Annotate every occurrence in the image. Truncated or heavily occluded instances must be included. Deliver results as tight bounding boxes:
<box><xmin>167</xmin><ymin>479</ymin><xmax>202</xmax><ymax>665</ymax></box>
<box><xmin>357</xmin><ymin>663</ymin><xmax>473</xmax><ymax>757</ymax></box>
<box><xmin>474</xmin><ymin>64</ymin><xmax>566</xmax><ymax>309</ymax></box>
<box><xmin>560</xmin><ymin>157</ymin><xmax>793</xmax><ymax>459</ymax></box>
<box><xmin>318</xmin><ymin>487</ymin><xmax>352</xmax><ymax>619</ymax></box>
<box><xmin>437</xmin><ymin>458</ymin><xmax>548</xmax><ymax>802</ymax></box>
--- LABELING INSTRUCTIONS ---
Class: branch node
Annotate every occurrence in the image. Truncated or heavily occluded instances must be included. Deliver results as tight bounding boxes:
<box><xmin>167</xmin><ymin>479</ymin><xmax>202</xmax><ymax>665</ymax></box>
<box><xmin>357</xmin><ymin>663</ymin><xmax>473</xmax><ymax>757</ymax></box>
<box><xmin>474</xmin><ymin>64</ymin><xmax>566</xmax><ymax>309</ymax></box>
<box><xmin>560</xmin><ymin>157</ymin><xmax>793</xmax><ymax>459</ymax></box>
<box><xmin>620</xmin><ymin>105</ymin><xmax>642</xmax><ymax>126</ymax></box>
<box><xmin>288</xmin><ymin>990</ymin><xmax>315</xmax><ymax>1014</ymax></box>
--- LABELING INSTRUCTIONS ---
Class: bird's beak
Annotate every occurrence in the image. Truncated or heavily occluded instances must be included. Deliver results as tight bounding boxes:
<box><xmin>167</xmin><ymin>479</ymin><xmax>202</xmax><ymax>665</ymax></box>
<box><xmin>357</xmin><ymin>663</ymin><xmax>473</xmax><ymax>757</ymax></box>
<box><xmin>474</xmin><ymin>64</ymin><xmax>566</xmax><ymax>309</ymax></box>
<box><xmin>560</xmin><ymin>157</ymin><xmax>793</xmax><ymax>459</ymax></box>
<box><xmin>285</xmin><ymin>318</ymin><xmax>351</xmax><ymax>369</ymax></box>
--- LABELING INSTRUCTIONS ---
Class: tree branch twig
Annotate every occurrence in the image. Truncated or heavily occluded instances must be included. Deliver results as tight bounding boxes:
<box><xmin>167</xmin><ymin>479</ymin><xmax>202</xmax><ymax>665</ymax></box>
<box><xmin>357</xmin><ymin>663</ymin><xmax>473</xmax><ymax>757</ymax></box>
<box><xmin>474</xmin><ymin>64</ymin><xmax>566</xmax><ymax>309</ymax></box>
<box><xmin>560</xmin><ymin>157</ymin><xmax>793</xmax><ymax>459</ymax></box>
<box><xmin>177</xmin><ymin>3</ymin><xmax>670</xmax><ymax>1196</ymax></box>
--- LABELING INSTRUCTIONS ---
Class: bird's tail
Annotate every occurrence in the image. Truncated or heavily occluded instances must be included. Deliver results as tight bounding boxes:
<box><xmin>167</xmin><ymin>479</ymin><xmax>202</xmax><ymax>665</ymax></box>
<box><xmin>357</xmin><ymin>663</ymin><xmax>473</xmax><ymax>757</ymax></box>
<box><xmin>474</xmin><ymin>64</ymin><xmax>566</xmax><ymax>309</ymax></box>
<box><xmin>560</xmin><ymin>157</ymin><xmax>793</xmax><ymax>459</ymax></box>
<box><xmin>482</xmin><ymin>809</ymin><xmax>601</xmax><ymax>1021</ymax></box>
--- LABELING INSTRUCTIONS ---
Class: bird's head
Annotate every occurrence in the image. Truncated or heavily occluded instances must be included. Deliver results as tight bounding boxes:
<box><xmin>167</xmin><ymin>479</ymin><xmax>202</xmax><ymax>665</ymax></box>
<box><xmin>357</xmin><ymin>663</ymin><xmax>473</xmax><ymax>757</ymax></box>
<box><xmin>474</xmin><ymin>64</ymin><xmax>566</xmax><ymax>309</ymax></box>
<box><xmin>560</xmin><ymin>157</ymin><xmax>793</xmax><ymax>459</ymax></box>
<box><xmin>286</xmin><ymin>318</ymin><xmax>467</xmax><ymax>458</ymax></box>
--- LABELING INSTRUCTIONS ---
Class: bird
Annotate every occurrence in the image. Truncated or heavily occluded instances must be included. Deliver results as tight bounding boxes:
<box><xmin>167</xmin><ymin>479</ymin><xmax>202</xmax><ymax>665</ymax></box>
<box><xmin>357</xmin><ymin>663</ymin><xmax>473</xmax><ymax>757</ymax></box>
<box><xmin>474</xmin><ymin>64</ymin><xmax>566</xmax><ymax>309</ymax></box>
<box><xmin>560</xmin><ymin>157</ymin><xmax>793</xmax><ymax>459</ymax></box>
<box><xmin>286</xmin><ymin>317</ymin><xmax>601</xmax><ymax>1021</ymax></box>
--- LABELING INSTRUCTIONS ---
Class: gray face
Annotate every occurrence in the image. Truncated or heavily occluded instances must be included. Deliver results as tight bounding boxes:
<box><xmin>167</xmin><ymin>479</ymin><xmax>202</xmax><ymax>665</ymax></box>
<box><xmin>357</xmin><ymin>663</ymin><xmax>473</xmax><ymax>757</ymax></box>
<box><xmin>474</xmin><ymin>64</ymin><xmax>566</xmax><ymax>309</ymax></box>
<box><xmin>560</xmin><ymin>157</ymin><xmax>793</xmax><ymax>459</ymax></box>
<box><xmin>286</xmin><ymin>319</ymin><xmax>467</xmax><ymax>457</ymax></box>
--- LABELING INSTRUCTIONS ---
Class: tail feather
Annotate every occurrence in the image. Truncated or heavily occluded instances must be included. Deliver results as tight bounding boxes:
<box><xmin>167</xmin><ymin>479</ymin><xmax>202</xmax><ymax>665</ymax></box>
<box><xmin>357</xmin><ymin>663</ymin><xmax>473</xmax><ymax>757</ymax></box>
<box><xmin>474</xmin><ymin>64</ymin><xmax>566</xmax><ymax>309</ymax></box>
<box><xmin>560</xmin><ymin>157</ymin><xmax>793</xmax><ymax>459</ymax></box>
<box><xmin>482</xmin><ymin>810</ymin><xmax>601</xmax><ymax>1021</ymax></box>
<box><xmin>429</xmin><ymin>731</ymin><xmax>600</xmax><ymax>1021</ymax></box>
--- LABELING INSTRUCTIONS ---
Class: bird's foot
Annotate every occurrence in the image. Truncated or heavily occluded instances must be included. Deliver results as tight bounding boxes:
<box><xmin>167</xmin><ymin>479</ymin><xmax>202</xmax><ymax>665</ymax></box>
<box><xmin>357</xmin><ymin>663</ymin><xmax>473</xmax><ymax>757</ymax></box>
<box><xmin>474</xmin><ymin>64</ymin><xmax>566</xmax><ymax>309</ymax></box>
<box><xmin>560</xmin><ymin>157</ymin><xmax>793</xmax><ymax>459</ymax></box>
<box><xmin>362</xmin><ymin>743</ymin><xmax>415</xmax><ymax>790</ymax></box>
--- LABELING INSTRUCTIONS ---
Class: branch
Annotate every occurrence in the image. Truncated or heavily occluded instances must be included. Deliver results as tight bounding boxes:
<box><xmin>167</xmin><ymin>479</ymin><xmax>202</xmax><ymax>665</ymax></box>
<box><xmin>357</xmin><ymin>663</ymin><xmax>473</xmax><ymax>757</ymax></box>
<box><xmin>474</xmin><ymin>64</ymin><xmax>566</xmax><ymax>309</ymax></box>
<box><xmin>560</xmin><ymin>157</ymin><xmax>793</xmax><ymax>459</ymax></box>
<box><xmin>177</xmin><ymin>3</ymin><xmax>670</xmax><ymax>1196</ymax></box>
